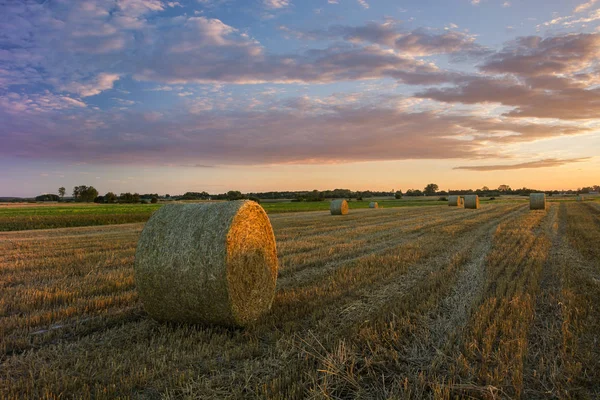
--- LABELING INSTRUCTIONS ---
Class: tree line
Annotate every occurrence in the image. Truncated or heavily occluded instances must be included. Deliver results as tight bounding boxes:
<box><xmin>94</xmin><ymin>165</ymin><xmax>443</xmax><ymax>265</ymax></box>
<box><xmin>18</xmin><ymin>183</ymin><xmax>600</xmax><ymax>204</ymax></box>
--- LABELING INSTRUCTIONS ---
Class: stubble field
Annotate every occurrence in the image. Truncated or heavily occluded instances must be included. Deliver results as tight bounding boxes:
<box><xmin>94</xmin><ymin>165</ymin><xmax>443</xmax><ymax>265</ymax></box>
<box><xmin>1</xmin><ymin>201</ymin><xmax>599</xmax><ymax>399</ymax></box>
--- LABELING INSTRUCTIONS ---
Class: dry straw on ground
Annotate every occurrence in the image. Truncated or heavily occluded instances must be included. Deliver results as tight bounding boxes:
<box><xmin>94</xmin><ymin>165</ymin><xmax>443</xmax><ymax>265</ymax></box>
<box><xmin>134</xmin><ymin>200</ymin><xmax>278</xmax><ymax>327</ymax></box>
<box><xmin>530</xmin><ymin>193</ymin><xmax>546</xmax><ymax>210</ymax></box>
<box><xmin>464</xmin><ymin>195</ymin><xmax>479</xmax><ymax>209</ymax></box>
<box><xmin>369</xmin><ymin>202</ymin><xmax>379</xmax><ymax>209</ymax></box>
<box><xmin>330</xmin><ymin>199</ymin><xmax>349</xmax><ymax>215</ymax></box>
<box><xmin>448</xmin><ymin>195</ymin><xmax>463</xmax><ymax>207</ymax></box>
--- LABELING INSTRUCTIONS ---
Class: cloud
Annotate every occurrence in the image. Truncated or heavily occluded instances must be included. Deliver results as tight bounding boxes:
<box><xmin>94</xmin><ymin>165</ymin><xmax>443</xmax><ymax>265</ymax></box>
<box><xmin>416</xmin><ymin>33</ymin><xmax>600</xmax><ymax>119</ymax></box>
<box><xmin>264</xmin><ymin>0</ymin><xmax>290</xmax><ymax>9</ymax></box>
<box><xmin>454</xmin><ymin>157</ymin><xmax>591</xmax><ymax>171</ymax></box>
<box><xmin>0</xmin><ymin>93</ymin><xmax>591</xmax><ymax>165</ymax></box>
<box><xmin>480</xmin><ymin>34</ymin><xmax>600</xmax><ymax>77</ymax></box>
<box><xmin>59</xmin><ymin>73</ymin><xmax>121</xmax><ymax>97</ymax></box>
<box><xmin>0</xmin><ymin>91</ymin><xmax>86</xmax><ymax>114</ymax></box>
<box><xmin>325</xmin><ymin>22</ymin><xmax>489</xmax><ymax>57</ymax></box>
<box><xmin>357</xmin><ymin>0</ymin><xmax>369</xmax><ymax>9</ymax></box>
<box><xmin>574</xmin><ymin>0</ymin><xmax>599</xmax><ymax>13</ymax></box>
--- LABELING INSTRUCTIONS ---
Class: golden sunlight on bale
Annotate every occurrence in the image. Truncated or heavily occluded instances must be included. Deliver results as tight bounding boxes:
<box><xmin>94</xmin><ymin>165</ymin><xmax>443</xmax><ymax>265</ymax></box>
<box><xmin>330</xmin><ymin>199</ymin><xmax>349</xmax><ymax>215</ymax></box>
<box><xmin>369</xmin><ymin>202</ymin><xmax>379</xmax><ymax>209</ymax></box>
<box><xmin>134</xmin><ymin>200</ymin><xmax>278</xmax><ymax>327</ymax></box>
<box><xmin>530</xmin><ymin>193</ymin><xmax>546</xmax><ymax>210</ymax></box>
<box><xmin>577</xmin><ymin>195</ymin><xmax>585</xmax><ymax>201</ymax></box>
<box><xmin>448</xmin><ymin>195</ymin><xmax>463</xmax><ymax>207</ymax></box>
<box><xmin>464</xmin><ymin>195</ymin><xmax>479</xmax><ymax>209</ymax></box>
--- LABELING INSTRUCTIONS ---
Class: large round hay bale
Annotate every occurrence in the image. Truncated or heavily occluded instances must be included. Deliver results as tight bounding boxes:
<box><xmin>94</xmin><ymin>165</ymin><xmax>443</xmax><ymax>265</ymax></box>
<box><xmin>464</xmin><ymin>195</ymin><xmax>479</xmax><ymax>209</ymax></box>
<box><xmin>577</xmin><ymin>195</ymin><xmax>585</xmax><ymax>201</ymax></box>
<box><xmin>330</xmin><ymin>199</ymin><xmax>349</xmax><ymax>215</ymax></box>
<box><xmin>448</xmin><ymin>195</ymin><xmax>463</xmax><ymax>207</ymax></box>
<box><xmin>134</xmin><ymin>200</ymin><xmax>278</xmax><ymax>327</ymax></box>
<box><xmin>530</xmin><ymin>193</ymin><xmax>546</xmax><ymax>210</ymax></box>
<box><xmin>369</xmin><ymin>202</ymin><xmax>378</xmax><ymax>209</ymax></box>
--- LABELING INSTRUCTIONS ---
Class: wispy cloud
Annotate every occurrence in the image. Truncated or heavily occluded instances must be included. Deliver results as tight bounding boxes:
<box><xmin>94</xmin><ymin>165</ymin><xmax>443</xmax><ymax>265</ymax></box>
<box><xmin>454</xmin><ymin>158</ymin><xmax>591</xmax><ymax>171</ymax></box>
<box><xmin>264</xmin><ymin>0</ymin><xmax>290</xmax><ymax>9</ymax></box>
<box><xmin>575</xmin><ymin>0</ymin><xmax>599</xmax><ymax>13</ymax></box>
<box><xmin>357</xmin><ymin>0</ymin><xmax>369</xmax><ymax>9</ymax></box>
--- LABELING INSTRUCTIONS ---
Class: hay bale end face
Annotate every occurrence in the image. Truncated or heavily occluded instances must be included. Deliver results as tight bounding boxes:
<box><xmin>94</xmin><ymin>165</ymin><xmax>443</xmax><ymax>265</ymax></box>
<box><xmin>530</xmin><ymin>193</ymin><xmax>546</xmax><ymax>210</ymax></box>
<box><xmin>369</xmin><ymin>202</ymin><xmax>378</xmax><ymax>209</ymax></box>
<box><xmin>330</xmin><ymin>199</ymin><xmax>349</xmax><ymax>215</ymax></box>
<box><xmin>448</xmin><ymin>195</ymin><xmax>463</xmax><ymax>207</ymax></box>
<box><xmin>464</xmin><ymin>195</ymin><xmax>479</xmax><ymax>209</ymax></box>
<box><xmin>577</xmin><ymin>195</ymin><xmax>585</xmax><ymax>201</ymax></box>
<box><xmin>134</xmin><ymin>200</ymin><xmax>278</xmax><ymax>327</ymax></box>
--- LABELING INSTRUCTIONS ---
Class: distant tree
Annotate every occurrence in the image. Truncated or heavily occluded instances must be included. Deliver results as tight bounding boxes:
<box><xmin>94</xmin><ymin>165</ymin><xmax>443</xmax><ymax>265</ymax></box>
<box><xmin>423</xmin><ymin>183</ymin><xmax>439</xmax><ymax>196</ymax></box>
<box><xmin>119</xmin><ymin>192</ymin><xmax>135</xmax><ymax>203</ymax></box>
<box><xmin>150</xmin><ymin>197</ymin><xmax>158</xmax><ymax>204</ymax></box>
<box><xmin>165</xmin><ymin>194</ymin><xmax>170</xmax><ymax>198</ymax></box>
<box><xmin>498</xmin><ymin>184</ymin><xmax>511</xmax><ymax>192</ymax></box>
<box><xmin>405</xmin><ymin>189</ymin><xmax>423</xmax><ymax>197</ymax></box>
<box><xmin>481</xmin><ymin>186</ymin><xmax>489</xmax><ymax>191</ymax></box>
<box><xmin>105</xmin><ymin>192</ymin><xmax>118</xmax><ymax>203</ymax></box>
<box><xmin>58</xmin><ymin>187</ymin><xmax>65</xmax><ymax>199</ymax></box>
<box><xmin>94</xmin><ymin>196</ymin><xmax>105</xmax><ymax>203</ymax></box>
<box><xmin>226</xmin><ymin>190</ymin><xmax>244</xmax><ymax>201</ymax></box>
<box><xmin>73</xmin><ymin>185</ymin><xmax>98</xmax><ymax>202</ymax></box>
<box><xmin>182</xmin><ymin>191</ymin><xmax>210</xmax><ymax>200</ymax></box>
<box><xmin>35</xmin><ymin>194</ymin><xmax>60</xmax><ymax>201</ymax></box>
<box><xmin>395</xmin><ymin>190</ymin><xmax>403</xmax><ymax>199</ymax></box>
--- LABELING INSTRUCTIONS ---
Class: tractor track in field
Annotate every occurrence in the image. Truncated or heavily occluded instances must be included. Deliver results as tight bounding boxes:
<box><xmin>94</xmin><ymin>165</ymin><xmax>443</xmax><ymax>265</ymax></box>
<box><xmin>277</xmin><ymin>204</ymin><xmax>522</xmax><ymax>287</ymax></box>
<box><xmin>333</xmin><ymin>203</ymin><xmax>528</xmax><ymax>352</ymax></box>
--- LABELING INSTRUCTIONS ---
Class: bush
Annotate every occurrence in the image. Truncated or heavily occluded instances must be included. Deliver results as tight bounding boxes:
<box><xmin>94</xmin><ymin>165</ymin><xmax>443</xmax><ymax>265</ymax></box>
<box><xmin>248</xmin><ymin>196</ymin><xmax>261</xmax><ymax>204</ymax></box>
<box><xmin>438</xmin><ymin>197</ymin><xmax>448</xmax><ymax>202</ymax></box>
<box><xmin>151</xmin><ymin>197</ymin><xmax>158</xmax><ymax>204</ymax></box>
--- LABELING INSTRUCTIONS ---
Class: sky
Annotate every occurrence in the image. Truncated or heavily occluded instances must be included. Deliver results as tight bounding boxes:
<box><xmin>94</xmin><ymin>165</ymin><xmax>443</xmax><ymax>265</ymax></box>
<box><xmin>1</xmin><ymin>0</ymin><xmax>599</xmax><ymax>197</ymax></box>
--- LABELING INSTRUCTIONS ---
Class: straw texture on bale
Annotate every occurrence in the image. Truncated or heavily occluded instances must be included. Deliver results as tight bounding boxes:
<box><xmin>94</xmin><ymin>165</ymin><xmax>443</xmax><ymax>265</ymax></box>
<box><xmin>530</xmin><ymin>193</ymin><xmax>546</xmax><ymax>210</ymax></box>
<box><xmin>134</xmin><ymin>200</ymin><xmax>278</xmax><ymax>327</ymax></box>
<box><xmin>369</xmin><ymin>202</ymin><xmax>379</xmax><ymax>209</ymax></box>
<box><xmin>448</xmin><ymin>195</ymin><xmax>463</xmax><ymax>207</ymax></box>
<box><xmin>330</xmin><ymin>199</ymin><xmax>349</xmax><ymax>215</ymax></box>
<box><xmin>464</xmin><ymin>195</ymin><xmax>480</xmax><ymax>209</ymax></box>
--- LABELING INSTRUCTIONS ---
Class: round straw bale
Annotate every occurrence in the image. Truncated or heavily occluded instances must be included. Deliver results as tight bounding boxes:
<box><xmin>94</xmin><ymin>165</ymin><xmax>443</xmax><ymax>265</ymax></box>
<box><xmin>330</xmin><ymin>199</ymin><xmax>349</xmax><ymax>215</ymax></box>
<box><xmin>369</xmin><ymin>202</ymin><xmax>378</xmax><ymax>209</ymax></box>
<box><xmin>448</xmin><ymin>195</ymin><xmax>463</xmax><ymax>207</ymax></box>
<box><xmin>577</xmin><ymin>195</ymin><xmax>584</xmax><ymax>201</ymax></box>
<box><xmin>134</xmin><ymin>200</ymin><xmax>278</xmax><ymax>327</ymax></box>
<box><xmin>530</xmin><ymin>193</ymin><xmax>546</xmax><ymax>210</ymax></box>
<box><xmin>464</xmin><ymin>195</ymin><xmax>479</xmax><ymax>209</ymax></box>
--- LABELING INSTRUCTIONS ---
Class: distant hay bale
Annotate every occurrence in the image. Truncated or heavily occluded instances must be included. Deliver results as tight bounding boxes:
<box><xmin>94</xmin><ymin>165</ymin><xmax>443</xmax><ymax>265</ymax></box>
<box><xmin>134</xmin><ymin>200</ymin><xmax>278</xmax><ymax>327</ymax></box>
<box><xmin>448</xmin><ymin>195</ymin><xmax>463</xmax><ymax>207</ymax></box>
<box><xmin>530</xmin><ymin>193</ymin><xmax>546</xmax><ymax>210</ymax></box>
<box><xmin>369</xmin><ymin>202</ymin><xmax>378</xmax><ymax>209</ymax></box>
<box><xmin>464</xmin><ymin>195</ymin><xmax>479</xmax><ymax>209</ymax></box>
<box><xmin>330</xmin><ymin>199</ymin><xmax>349</xmax><ymax>215</ymax></box>
<box><xmin>577</xmin><ymin>195</ymin><xmax>585</xmax><ymax>201</ymax></box>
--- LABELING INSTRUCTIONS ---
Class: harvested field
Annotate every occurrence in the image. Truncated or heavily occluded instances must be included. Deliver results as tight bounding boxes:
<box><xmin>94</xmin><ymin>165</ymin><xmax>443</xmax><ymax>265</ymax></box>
<box><xmin>1</xmin><ymin>203</ymin><xmax>599</xmax><ymax>399</ymax></box>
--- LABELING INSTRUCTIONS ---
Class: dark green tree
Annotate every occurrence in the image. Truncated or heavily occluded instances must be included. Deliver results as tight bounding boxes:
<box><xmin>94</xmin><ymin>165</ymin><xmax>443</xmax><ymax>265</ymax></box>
<box><xmin>423</xmin><ymin>183</ymin><xmax>439</xmax><ymax>196</ymax></box>
<box><xmin>105</xmin><ymin>192</ymin><xmax>118</xmax><ymax>203</ymax></box>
